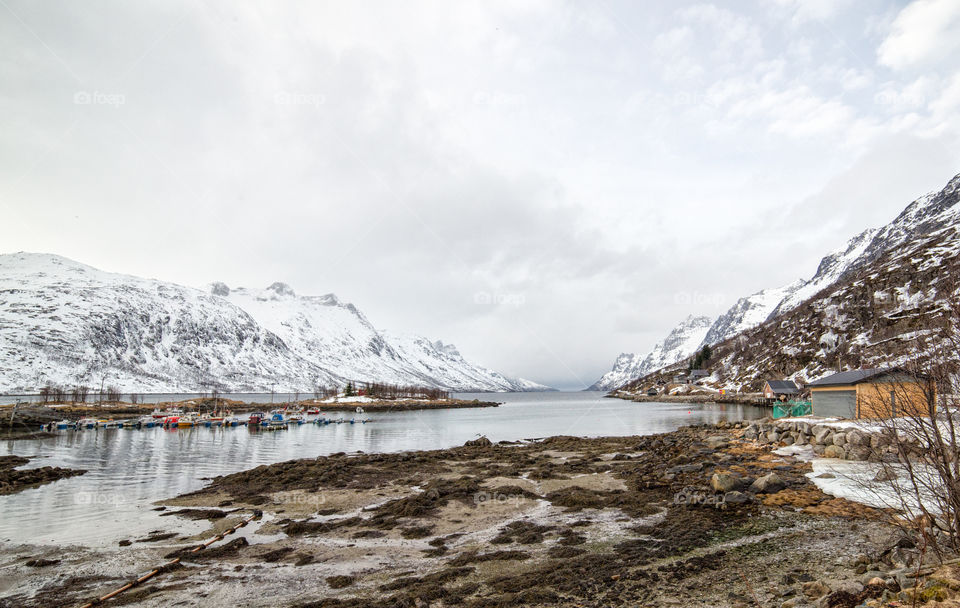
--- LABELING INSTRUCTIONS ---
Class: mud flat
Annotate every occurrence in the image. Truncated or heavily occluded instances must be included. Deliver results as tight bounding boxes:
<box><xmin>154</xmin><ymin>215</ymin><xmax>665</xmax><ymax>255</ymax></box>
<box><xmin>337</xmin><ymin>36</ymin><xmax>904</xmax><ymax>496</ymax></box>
<box><xmin>1</xmin><ymin>423</ymin><xmax>945</xmax><ymax>607</ymax></box>
<box><xmin>0</xmin><ymin>455</ymin><xmax>86</xmax><ymax>496</ymax></box>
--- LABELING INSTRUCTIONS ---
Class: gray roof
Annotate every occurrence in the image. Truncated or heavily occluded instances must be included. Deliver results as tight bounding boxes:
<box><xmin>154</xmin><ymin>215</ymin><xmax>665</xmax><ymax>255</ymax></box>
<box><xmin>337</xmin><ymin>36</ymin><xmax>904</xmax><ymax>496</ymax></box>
<box><xmin>766</xmin><ymin>380</ymin><xmax>799</xmax><ymax>392</ymax></box>
<box><xmin>808</xmin><ymin>368</ymin><xmax>895</xmax><ymax>387</ymax></box>
<box><xmin>689</xmin><ymin>369</ymin><xmax>710</xmax><ymax>377</ymax></box>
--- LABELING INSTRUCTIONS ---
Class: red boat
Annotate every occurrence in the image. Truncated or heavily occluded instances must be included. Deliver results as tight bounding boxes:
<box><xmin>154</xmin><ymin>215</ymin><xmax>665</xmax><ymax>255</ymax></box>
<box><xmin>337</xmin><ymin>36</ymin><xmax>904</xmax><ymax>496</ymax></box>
<box><xmin>247</xmin><ymin>412</ymin><xmax>265</xmax><ymax>425</ymax></box>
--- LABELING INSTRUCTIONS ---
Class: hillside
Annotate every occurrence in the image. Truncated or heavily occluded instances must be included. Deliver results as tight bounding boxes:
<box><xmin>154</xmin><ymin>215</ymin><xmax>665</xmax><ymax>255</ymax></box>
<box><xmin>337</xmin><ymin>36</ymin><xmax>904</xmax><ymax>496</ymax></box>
<box><xmin>0</xmin><ymin>253</ymin><xmax>549</xmax><ymax>393</ymax></box>
<box><xmin>602</xmin><ymin>171</ymin><xmax>960</xmax><ymax>392</ymax></box>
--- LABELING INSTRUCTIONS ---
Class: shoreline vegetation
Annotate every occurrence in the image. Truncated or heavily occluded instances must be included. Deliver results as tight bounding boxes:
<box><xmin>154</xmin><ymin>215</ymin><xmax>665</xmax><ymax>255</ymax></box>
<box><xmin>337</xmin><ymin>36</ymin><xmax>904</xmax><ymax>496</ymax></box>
<box><xmin>4</xmin><ymin>422</ymin><xmax>938</xmax><ymax>607</ymax></box>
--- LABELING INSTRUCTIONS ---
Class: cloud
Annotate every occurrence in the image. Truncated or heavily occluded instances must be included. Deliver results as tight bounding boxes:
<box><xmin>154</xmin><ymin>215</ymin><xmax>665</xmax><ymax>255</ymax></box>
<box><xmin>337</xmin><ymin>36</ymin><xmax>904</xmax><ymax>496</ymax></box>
<box><xmin>878</xmin><ymin>0</ymin><xmax>960</xmax><ymax>70</ymax></box>
<box><xmin>773</xmin><ymin>0</ymin><xmax>851</xmax><ymax>25</ymax></box>
<box><xmin>0</xmin><ymin>0</ymin><xmax>958</xmax><ymax>388</ymax></box>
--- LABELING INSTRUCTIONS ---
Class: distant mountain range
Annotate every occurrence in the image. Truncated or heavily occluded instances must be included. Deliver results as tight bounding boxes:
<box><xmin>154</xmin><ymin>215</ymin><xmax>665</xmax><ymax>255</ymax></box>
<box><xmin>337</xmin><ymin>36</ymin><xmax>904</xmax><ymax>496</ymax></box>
<box><xmin>0</xmin><ymin>253</ymin><xmax>550</xmax><ymax>393</ymax></box>
<box><xmin>592</xmin><ymin>171</ymin><xmax>960</xmax><ymax>391</ymax></box>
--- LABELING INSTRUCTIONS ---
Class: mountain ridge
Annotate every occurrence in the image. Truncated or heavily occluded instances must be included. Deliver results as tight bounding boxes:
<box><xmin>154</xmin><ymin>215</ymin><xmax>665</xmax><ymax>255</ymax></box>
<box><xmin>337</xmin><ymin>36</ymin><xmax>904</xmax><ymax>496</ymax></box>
<box><xmin>0</xmin><ymin>252</ymin><xmax>550</xmax><ymax>393</ymax></box>
<box><xmin>592</xmin><ymin>171</ymin><xmax>960</xmax><ymax>391</ymax></box>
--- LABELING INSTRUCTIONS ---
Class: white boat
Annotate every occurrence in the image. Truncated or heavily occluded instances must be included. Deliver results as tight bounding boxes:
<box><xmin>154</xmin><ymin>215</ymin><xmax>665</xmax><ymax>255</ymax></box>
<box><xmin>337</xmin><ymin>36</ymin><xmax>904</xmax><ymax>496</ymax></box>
<box><xmin>78</xmin><ymin>417</ymin><xmax>97</xmax><ymax>429</ymax></box>
<box><xmin>55</xmin><ymin>419</ymin><xmax>73</xmax><ymax>430</ymax></box>
<box><xmin>137</xmin><ymin>415</ymin><xmax>159</xmax><ymax>428</ymax></box>
<box><xmin>287</xmin><ymin>412</ymin><xmax>306</xmax><ymax>425</ymax></box>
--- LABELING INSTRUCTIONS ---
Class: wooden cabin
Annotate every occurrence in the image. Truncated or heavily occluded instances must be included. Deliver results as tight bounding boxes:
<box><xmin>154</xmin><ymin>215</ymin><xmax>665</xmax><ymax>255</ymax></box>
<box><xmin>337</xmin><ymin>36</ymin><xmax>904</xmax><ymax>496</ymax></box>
<box><xmin>763</xmin><ymin>380</ymin><xmax>800</xmax><ymax>400</ymax></box>
<box><xmin>807</xmin><ymin>368</ymin><xmax>935</xmax><ymax>419</ymax></box>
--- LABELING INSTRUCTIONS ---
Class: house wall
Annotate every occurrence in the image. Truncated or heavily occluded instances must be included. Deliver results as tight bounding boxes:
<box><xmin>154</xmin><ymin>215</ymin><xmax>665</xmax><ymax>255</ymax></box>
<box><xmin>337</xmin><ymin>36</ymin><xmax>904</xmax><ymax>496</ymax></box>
<box><xmin>856</xmin><ymin>381</ymin><xmax>935</xmax><ymax>418</ymax></box>
<box><xmin>811</xmin><ymin>387</ymin><xmax>857</xmax><ymax>418</ymax></box>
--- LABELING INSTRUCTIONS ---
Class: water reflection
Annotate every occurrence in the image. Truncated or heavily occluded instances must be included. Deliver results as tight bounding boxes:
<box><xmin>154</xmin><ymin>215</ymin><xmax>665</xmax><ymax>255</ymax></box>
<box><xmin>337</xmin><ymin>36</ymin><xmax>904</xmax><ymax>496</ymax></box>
<box><xmin>0</xmin><ymin>392</ymin><xmax>765</xmax><ymax>547</ymax></box>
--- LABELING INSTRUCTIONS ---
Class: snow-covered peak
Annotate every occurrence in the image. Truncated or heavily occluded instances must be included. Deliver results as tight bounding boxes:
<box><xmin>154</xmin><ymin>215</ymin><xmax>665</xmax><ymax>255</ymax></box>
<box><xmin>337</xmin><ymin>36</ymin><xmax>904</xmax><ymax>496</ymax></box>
<box><xmin>0</xmin><ymin>254</ymin><xmax>550</xmax><ymax>392</ymax></box>
<box><xmin>589</xmin><ymin>315</ymin><xmax>713</xmax><ymax>391</ymax></box>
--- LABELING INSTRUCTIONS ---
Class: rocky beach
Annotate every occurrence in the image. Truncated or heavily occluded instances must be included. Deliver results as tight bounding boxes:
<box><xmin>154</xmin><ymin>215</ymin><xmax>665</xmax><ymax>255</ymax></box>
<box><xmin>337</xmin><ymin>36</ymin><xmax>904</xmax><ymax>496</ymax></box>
<box><xmin>5</xmin><ymin>420</ymin><xmax>950</xmax><ymax>608</ymax></box>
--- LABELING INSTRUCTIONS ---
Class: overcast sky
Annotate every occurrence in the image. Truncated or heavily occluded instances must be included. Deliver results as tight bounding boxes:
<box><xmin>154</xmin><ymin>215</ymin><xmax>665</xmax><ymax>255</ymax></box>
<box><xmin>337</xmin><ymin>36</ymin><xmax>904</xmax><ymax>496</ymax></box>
<box><xmin>2</xmin><ymin>1</ymin><xmax>960</xmax><ymax>389</ymax></box>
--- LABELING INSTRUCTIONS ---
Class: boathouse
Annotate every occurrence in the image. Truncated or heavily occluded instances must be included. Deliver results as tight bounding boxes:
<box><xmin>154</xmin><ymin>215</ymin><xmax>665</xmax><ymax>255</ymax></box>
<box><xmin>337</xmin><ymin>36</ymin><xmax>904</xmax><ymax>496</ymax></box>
<box><xmin>807</xmin><ymin>368</ymin><xmax>935</xmax><ymax>419</ymax></box>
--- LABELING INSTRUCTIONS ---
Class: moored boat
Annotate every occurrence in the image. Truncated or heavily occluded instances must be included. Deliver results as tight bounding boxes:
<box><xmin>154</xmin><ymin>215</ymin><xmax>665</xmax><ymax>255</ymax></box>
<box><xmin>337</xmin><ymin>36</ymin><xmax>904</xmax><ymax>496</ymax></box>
<box><xmin>177</xmin><ymin>413</ymin><xmax>199</xmax><ymax>428</ymax></box>
<box><xmin>55</xmin><ymin>419</ymin><xmax>72</xmax><ymax>430</ymax></box>
<box><xmin>267</xmin><ymin>410</ymin><xmax>287</xmax><ymax>428</ymax></box>
<box><xmin>78</xmin><ymin>417</ymin><xmax>97</xmax><ymax>429</ymax></box>
<box><xmin>247</xmin><ymin>412</ymin><xmax>265</xmax><ymax>426</ymax></box>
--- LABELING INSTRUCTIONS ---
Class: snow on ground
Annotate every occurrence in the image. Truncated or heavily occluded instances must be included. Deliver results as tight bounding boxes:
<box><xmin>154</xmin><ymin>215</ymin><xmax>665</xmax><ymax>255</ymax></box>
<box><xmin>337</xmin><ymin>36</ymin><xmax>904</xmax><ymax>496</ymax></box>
<box><xmin>808</xmin><ymin>458</ymin><xmax>940</xmax><ymax>516</ymax></box>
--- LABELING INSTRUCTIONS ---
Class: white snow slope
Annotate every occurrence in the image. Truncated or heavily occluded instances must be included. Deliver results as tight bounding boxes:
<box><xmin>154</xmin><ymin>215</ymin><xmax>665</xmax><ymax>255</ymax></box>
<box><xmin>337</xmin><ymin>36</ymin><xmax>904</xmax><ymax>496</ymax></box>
<box><xmin>0</xmin><ymin>253</ymin><xmax>549</xmax><ymax>393</ymax></box>
<box><xmin>589</xmin><ymin>315</ymin><xmax>713</xmax><ymax>391</ymax></box>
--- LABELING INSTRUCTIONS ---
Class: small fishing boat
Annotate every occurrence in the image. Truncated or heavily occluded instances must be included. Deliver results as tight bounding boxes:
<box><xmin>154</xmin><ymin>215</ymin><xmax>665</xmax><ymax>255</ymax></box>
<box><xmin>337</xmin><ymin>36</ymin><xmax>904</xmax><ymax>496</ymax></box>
<box><xmin>287</xmin><ymin>412</ymin><xmax>306</xmax><ymax>425</ymax></box>
<box><xmin>177</xmin><ymin>413</ymin><xmax>199</xmax><ymax>428</ymax></box>
<box><xmin>120</xmin><ymin>418</ymin><xmax>140</xmax><ymax>429</ymax></box>
<box><xmin>306</xmin><ymin>407</ymin><xmax>321</xmax><ymax>415</ymax></box>
<box><xmin>163</xmin><ymin>415</ymin><xmax>180</xmax><ymax>428</ymax></box>
<box><xmin>153</xmin><ymin>407</ymin><xmax>183</xmax><ymax>419</ymax></box>
<box><xmin>266</xmin><ymin>410</ymin><xmax>287</xmax><ymax>428</ymax></box>
<box><xmin>247</xmin><ymin>412</ymin><xmax>265</xmax><ymax>426</ymax></box>
<box><xmin>97</xmin><ymin>419</ymin><xmax>119</xmax><ymax>428</ymax></box>
<box><xmin>55</xmin><ymin>419</ymin><xmax>73</xmax><ymax>430</ymax></box>
<box><xmin>136</xmin><ymin>415</ymin><xmax>158</xmax><ymax>428</ymax></box>
<box><xmin>78</xmin><ymin>417</ymin><xmax>97</xmax><ymax>429</ymax></box>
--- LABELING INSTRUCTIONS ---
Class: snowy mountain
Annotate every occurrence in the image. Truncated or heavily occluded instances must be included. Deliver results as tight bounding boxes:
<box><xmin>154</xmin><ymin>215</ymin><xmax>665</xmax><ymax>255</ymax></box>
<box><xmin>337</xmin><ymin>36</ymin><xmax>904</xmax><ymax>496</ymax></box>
<box><xmin>0</xmin><ymin>253</ymin><xmax>549</xmax><ymax>393</ymax></box>
<box><xmin>589</xmin><ymin>315</ymin><xmax>713</xmax><ymax>390</ymax></box>
<box><xmin>594</xmin><ymin>171</ymin><xmax>960</xmax><ymax>391</ymax></box>
<box><xmin>621</xmin><ymin>171</ymin><xmax>960</xmax><ymax>391</ymax></box>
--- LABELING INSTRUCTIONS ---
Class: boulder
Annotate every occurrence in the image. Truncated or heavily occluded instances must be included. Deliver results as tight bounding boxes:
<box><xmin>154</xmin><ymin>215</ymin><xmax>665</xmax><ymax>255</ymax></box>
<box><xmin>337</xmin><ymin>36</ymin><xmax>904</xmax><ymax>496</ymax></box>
<box><xmin>846</xmin><ymin>429</ymin><xmax>867</xmax><ymax>447</ymax></box>
<box><xmin>464</xmin><ymin>436</ymin><xmax>493</xmax><ymax>447</ymax></box>
<box><xmin>750</xmin><ymin>473</ymin><xmax>786</xmax><ymax>494</ymax></box>
<box><xmin>845</xmin><ymin>445</ymin><xmax>872</xmax><ymax>461</ymax></box>
<box><xmin>823</xmin><ymin>444</ymin><xmax>845</xmax><ymax>459</ymax></box>
<box><xmin>766</xmin><ymin>431</ymin><xmax>780</xmax><ymax>443</ymax></box>
<box><xmin>723</xmin><ymin>491</ymin><xmax>752</xmax><ymax>504</ymax></box>
<box><xmin>813</xmin><ymin>426</ymin><xmax>832</xmax><ymax>444</ymax></box>
<box><xmin>832</xmin><ymin>433</ymin><xmax>846</xmax><ymax>447</ymax></box>
<box><xmin>705</xmin><ymin>435</ymin><xmax>729</xmax><ymax>449</ymax></box>
<box><xmin>873</xmin><ymin>467</ymin><xmax>897</xmax><ymax>482</ymax></box>
<box><xmin>801</xmin><ymin>580</ymin><xmax>830</xmax><ymax>599</ymax></box>
<box><xmin>711</xmin><ymin>472</ymin><xmax>741</xmax><ymax>493</ymax></box>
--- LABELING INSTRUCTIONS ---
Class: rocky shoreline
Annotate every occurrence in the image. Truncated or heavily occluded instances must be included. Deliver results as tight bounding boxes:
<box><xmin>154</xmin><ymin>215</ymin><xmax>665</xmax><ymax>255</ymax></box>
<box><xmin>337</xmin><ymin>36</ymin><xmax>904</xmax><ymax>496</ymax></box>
<box><xmin>0</xmin><ymin>455</ymin><xmax>86</xmax><ymax>496</ymax></box>
<box><xmin>6</xmin><ymin>420</ymin><xmax>955</xmax><ymax>607</ymax></box>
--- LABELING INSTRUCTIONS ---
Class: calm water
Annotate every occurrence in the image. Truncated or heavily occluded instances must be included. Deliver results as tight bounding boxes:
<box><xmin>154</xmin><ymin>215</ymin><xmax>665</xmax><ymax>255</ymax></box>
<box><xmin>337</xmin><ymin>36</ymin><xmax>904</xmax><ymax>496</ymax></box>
<box><xmin>0</xmin><ymin>392</ymin><xmax>765</xmax><ymax>547</ymax></box>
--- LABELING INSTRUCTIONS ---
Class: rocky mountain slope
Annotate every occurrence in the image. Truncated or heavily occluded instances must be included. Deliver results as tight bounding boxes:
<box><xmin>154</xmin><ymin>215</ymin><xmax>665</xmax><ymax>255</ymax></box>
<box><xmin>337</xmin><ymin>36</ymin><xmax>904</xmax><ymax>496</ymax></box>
<box><xmin>624</xmin><ymin>172</ymin><xmax>960</xmax><ymax>391</ymax></box>
<box><xmin>0</xmin><ymin>253</ymin><xmax>549</xmax><ymax>393</ymax></box>
<box><xmin>595</xmin><ymin>171</ymin><xmax>960</xmax><ymax>391</ymax></box>
<box><xmin>589</xmin><ymin>315</ymin><xmax>712</xmax><ymax>390</ymax></box>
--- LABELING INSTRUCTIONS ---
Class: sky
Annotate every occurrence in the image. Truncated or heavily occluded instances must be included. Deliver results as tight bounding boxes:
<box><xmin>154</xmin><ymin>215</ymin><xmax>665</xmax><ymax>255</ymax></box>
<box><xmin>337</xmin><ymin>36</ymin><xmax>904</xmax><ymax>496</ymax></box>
<box><xmin>2</xmin><ymin>0</ymin><xmax>960</xmax><ymax>390</ymax></box>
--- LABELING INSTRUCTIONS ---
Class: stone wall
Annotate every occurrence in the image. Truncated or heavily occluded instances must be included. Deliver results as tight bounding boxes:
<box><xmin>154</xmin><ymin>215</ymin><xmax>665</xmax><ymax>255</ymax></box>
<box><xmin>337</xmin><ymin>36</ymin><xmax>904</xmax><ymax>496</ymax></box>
<box><xmin>744</xmin><ymin>418</ymin><xmax>902</xmax><ymax>462</ymax></box>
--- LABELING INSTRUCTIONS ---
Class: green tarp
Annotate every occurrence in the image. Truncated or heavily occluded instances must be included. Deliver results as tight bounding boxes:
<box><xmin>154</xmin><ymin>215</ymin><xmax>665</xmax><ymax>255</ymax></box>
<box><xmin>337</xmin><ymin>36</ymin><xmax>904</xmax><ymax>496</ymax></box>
<box><xmin>773</xmin><ymin>401</ymin><xmax>812</xmax><ymax>419</ymax></box>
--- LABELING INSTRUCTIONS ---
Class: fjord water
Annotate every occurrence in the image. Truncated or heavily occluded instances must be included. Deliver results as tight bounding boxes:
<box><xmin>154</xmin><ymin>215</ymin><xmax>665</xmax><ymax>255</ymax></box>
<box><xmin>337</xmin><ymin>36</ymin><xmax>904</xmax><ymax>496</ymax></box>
<box><xmin>0</xmin><ymin>392</ymin><xmax>765</xmax><ymax>547</ymax></box>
